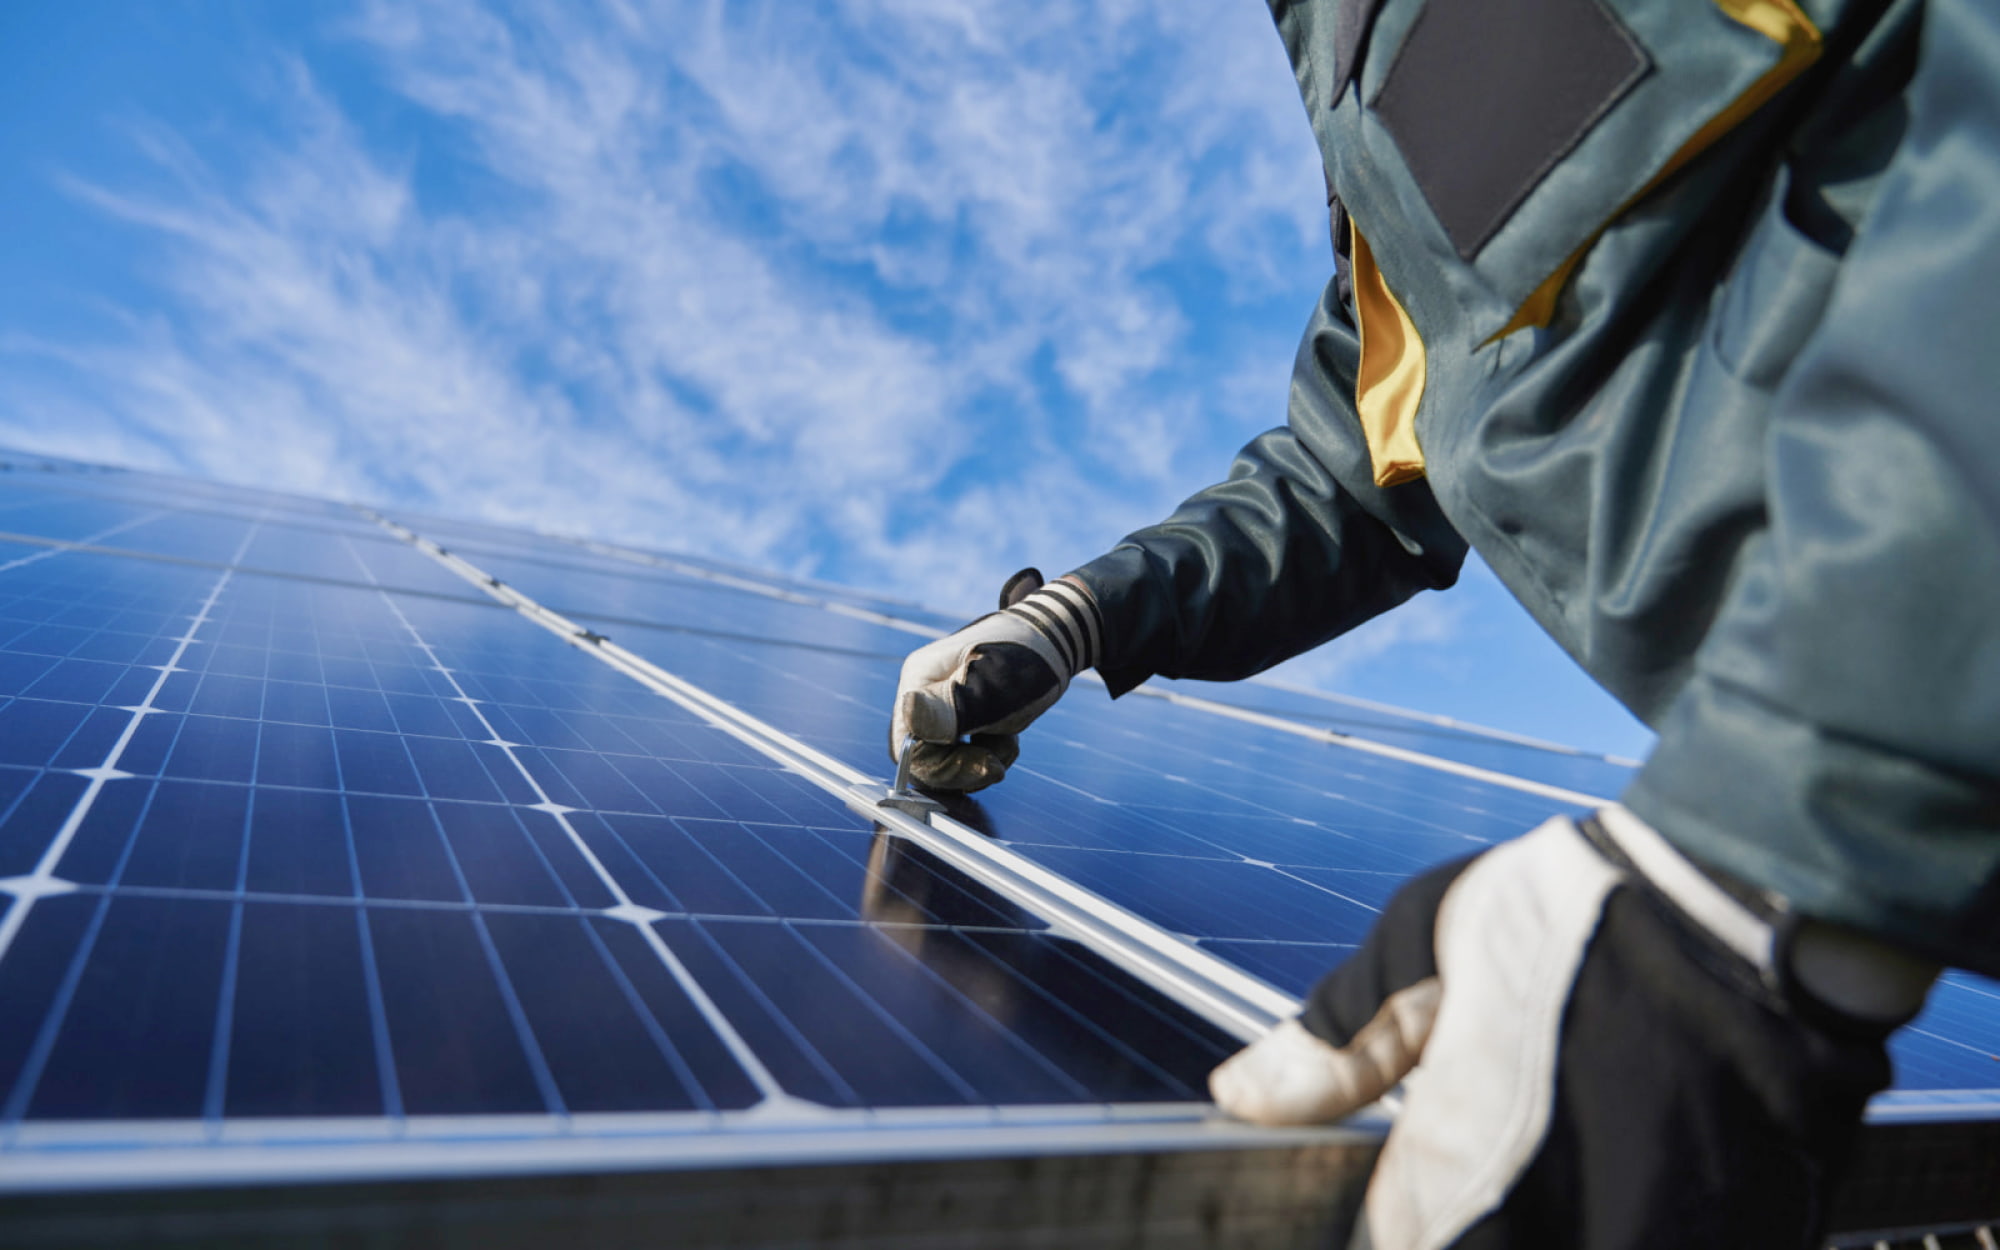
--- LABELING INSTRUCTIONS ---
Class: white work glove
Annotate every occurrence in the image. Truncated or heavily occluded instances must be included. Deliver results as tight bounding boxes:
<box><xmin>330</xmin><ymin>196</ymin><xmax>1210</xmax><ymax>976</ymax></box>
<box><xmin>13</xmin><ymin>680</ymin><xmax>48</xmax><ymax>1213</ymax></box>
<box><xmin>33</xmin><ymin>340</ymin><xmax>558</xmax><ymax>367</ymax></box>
<box><xmin>889</xmin><ymin>569</ymin><xmax>1103</xmax><ymax>792</ymax></box>
<box><xmin>1209</xmin><ymin>805</ymin><xmax>1938</xmax><ymax>1250</ymax></box>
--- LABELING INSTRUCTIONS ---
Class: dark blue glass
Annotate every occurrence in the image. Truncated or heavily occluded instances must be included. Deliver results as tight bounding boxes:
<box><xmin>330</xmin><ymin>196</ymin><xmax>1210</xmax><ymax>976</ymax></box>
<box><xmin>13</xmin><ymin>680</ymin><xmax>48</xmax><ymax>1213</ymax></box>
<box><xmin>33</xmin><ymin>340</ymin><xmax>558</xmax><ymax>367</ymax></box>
<box><xmin>537</xmin><ymin>710</ymin><xmax>641</xmax><ymax>755</ymax></box>
<box><xmin>261</xmin><ymin>679</ymin><xmax>332</xmax><ymax>726</ymax></box>
<box><xmin>198</xmin><ymin>643</ymin><xmax>269</xmax><ymax>679</ymax></box>
<box><xmin>681</xmin><ymin>819</ymin><xmax>855</xmax><ymax>921</ymax></box>
<box><xmin>0</xmin><ymin>893</ymin><xmax>95</xmax><ymax>1113</ymax></box>
<box><xmin>794</xmin><ymin>923</ymin><xmax>1087</xmax><ymax>1104</ymax></box>
<box><xmin>586</xmin><ymin>917</ymin><xmax>759</xmax><ymax>1110</ymax></box>
<box><xmin>334</xmin><ymin>729</ymin><xmax>424</xmax><ymax>797</ymax></box>
<box><xmin>1890</xmin><ymin>977</ymin><xmax>2000</xmax><ymax>1091</ymax></box>
<box><xmin>1280</xmin><ymin>865</ymin><xmax>1426</xmax><ymax>911</ymax></box>
<box><xmin>6</xmin><ymin>624</ymin><xmax>98</xmax><ymax>662</ymax></box>
<box><xmin>364</xmin><ymin>907</ymin><xmax>547</xmax><ymax>1115</ymax></box>
<box><xmin>382</xmin><ymin>694</ymin><xmax>463</xmax><ymax>740</ymax></box>
<box><xmin>854</xmin><ymin>831</ymin><xmax>1043</xmax><ymax>932</ymax></box>
<box><xmin>431</xmin><ymin>802</ymin><xmax>573</xmax><ymax>908</ymax></box>
<box><xmin>0</xmin><ymin>651</ymin><xmax>56</xmax><ymax>696</ymax></box>
<box><xmin>1195</xmin><ymin>940</ymin><xmax>1350</xmax><ymax>997</ymax></box>
<box><xmin>940</xmin><ymin>775</ymin><xmax>1237</xmax><ymax>858</ymax></box>
<box><xmin>0</xmin><ymin>770</ymin><xmax>85</xmax><ymax>876</ymax></box>
<box><xmin>319</xmin><ymin>656</ymin><xmax>383</xmax><ymax>691</ymax></box>
<box><xmin>679</xmin><ymin>917</ymin><xmax>971</xmax><ymax>1107</ymax></box>
<box><xmin>184</xmin><ymin>674</ymin><xmax>265</xmax><ymax>720</ymax></box>
<box><xmin>959</xmin><ymin>930</ymin><xmax>1237</xmax><ymax>1096</ymax></box>
<box><xmin>514</xmin><ymin>809</ymin><xmax>615</xmax><ymax>909</ymax></box>
<box><xmin>54</xmin><ymin>707</ymin><xmax>128</xmax><ymax>771</ymax></box>
<box><xmin>397</xmin><ymin>737</ymin><xmax>493</xmax><ymax>803</ymax></box>
<box><xmin>114</xmin><ymin>780</ymin><xmax>251</xmax><ymax>891</ymax></box>
<box><xmin>750</xmin><ymin>825</ymin><xmax>891</xmax><ymax>919</ymax></box>
<box><xmin>986</xmin><ymin>846</ymin><xmax>1382</xmax><ymax>946</ymax></box>
<box><xmin>1151</xmin><ymin>676</ymin><xmax>1642</xmax><ymax>797</ymax></box>
<box><xmin>482</xmin><ymin>912</ymin><xmax>705</xmax><ymax>1113</ymax></box>
<box><xmin>757</xmin><ymin>767</ymin><xmax>868</xmax><ymax>826</ymax></box>
<box><xmin>112</xmin><ymin>712</ymin><xmax>174</xmax><ymax>777</ymax></box>
<box><xmin>570</xmin><ymin>812</ymin><xmax>752</xmax><ymax>915</ymax></box>
<box><xmin>467</xmin><ymin>740</ymin><xmax>552</xmax><ymax>803</ymax></box>
<box><xmin>152</xmin><ymin>714</ymin><xmax>259</xmax><ymax>785</ymax></box>
<box><xmin>255</xmin><ymin>721</ymin><xmax>341</xmax><ymax>789</ymax></box>
<box><xmin>0</xmin><ymin>699</ymin><xmax>94</xmax><ymax>768</ymax></box>
<box><xmin>18</xmin><ymin>657</ymin><xmax>132</xmax><ymax>705</ymax></box>
<box><xmin>673</xmin><ymin>761</ymin><xmax>796</xmax><ymax>825</ymax></box>
<box><xmin>226</xmin><ymin>903</ymin><xmax>383</xmax><ymax>1117</ymax></box>
<box><xmin>29</xmin><ymin>895</ymin><xmax>231</xmax><ymax>1119</ymax></box>
<box><xmin>70</xmin><ymin>630</ymin><xmax>178</xmax><ymax>668</ymax></box>
<box><xmin>346</xmin><ymin>795</ymin><xmax>466</xmax><ymax>902</ymax></box>
<box><xmin>650</xmin><ymin>917</ymin><xmax>852</xmax><ymax>1105</ymax></box>
<box><xmin>519</xmin><ymin>748</ymin><xmax>652</xmax><ymax>815</ymax></box>
<box><xmin>599</xmin><ymin>756</ymin><xmax>729</xmax><ymax>821</ymax></box>
<box><xmin>262</xmin><ymin>650</ymin><xmax>325</xmax><ymax>688</ymax></box>
<box><xmin>244</xmin><ymin>787</ymin><xmax>357</xmax><ymax>897</ymax></box>
<box><xmin>587</xmin><ymin>714</ymin><xmax>709</xmax><ymax>762</ymax></box>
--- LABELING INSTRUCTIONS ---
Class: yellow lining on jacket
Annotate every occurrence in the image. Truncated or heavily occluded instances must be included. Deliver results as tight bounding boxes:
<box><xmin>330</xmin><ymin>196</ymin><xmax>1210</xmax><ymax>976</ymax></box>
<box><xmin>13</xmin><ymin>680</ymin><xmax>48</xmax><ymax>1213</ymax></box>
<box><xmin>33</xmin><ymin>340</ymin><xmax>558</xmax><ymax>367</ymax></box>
<box><xmin>1490</xmin><ymin>0</ymin><xmax>1823</xmax><ymax>340</ymax></box>
<box><xmin>1351</xmin><ymin>220</ymin><xmax>1430</xmax><ymax>487</ymax></box>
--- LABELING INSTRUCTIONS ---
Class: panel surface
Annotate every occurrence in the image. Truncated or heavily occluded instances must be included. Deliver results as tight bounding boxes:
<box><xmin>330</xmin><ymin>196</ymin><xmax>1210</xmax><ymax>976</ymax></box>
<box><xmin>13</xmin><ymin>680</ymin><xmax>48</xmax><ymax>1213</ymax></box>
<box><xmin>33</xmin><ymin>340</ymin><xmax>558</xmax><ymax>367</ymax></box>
<box><xmin>0</xmin><ymin>475</ymin><xmax>1242</xmax><ymax>1179</ymax></box>
<box><xmin>1147</xmin><ymin>675</ymin><xmax>1643</xmax><ymax>798</ymax></box>
<box><xmin>0</xmin><ymin>455</ymin><xmax>1992</xmax><ymax>1200</ymax></box>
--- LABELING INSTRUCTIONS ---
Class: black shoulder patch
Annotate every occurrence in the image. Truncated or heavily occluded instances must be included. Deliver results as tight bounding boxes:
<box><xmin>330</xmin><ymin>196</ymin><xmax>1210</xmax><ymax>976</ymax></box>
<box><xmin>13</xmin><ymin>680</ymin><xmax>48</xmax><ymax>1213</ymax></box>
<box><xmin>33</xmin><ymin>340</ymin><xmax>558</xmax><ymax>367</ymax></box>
<box><xmin>1372</xmin><ymin>0</ymin><xmax>1649</xmax><ymax>259</ymax></box>
<box><xmin>1332</xmin><ymin>0</ymin><xmax>1388</xmax><ymax>105</ymax></box>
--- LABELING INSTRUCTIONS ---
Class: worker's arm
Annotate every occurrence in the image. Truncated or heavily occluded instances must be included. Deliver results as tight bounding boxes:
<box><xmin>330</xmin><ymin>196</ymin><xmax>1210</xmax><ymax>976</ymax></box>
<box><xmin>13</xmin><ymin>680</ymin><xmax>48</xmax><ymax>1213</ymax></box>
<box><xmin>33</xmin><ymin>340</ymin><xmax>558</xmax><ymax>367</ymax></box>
<box><xmin>1069</xmin><ymin>274</ymin><xmax>1467</xmax><ymax>697</ymax></box>
<box><xmin>891</xmin><ymin>273</ymin><xmax>1466</xmax><ymax>791</ymax></box>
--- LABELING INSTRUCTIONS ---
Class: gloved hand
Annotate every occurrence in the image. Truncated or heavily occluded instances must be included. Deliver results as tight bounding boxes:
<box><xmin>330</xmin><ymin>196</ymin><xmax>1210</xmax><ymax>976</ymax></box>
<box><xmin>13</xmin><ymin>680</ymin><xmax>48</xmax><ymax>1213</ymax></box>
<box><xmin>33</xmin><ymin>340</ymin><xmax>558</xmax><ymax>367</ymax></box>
<box><xmin>889</xmin><ymin>568</ymin><xmax>1103</xmax><ymax>792</ymax></box>
<box><xmin>1209</xmin><ymin>805</ymin><xmax>1939</xmax><ymax>1250</ymax></box>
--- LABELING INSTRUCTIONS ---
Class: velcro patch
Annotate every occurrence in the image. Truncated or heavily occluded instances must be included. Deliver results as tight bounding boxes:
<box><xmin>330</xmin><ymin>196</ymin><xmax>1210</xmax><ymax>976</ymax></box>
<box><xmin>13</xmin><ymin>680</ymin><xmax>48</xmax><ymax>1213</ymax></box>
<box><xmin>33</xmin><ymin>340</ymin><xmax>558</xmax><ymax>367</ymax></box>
<box><xmin>1373</xmin><ymin>0</ymin><xmax>1650</xmax><ymax>259</ymax></box>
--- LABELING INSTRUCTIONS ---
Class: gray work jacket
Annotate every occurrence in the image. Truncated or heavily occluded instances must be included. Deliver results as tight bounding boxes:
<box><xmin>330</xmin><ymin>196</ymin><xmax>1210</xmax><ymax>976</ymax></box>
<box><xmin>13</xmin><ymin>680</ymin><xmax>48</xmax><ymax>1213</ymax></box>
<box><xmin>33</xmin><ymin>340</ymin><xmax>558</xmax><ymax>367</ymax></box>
<box><xmin>1071</xmin><ymin>0</ymin><xmax>2000</xmax><ymax>974</ymax></box>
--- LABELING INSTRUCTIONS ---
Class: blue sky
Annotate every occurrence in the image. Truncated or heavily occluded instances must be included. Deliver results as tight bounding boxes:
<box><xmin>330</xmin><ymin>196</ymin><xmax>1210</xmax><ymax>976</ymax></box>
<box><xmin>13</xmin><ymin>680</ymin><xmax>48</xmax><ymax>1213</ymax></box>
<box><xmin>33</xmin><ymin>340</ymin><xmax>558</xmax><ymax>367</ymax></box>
<box><xmin>0</xmin><ymin>0</ymin><xmax>1653</xmax><ymax>758</ymax></box>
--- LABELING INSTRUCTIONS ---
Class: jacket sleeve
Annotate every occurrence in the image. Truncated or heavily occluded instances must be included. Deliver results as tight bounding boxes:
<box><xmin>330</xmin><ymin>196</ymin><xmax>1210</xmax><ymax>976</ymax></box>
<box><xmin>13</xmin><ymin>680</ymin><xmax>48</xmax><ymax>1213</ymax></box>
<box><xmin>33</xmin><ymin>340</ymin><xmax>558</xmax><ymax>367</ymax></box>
<box><xmin>1070</xmin><ymin>273</ymin><xmax>1468</xmax><ymax>698</ymax></box>
<box><xmin>1625</xmin><ymin>0</ymin><xmax>2000</xmax><ymax>973</ymax></box>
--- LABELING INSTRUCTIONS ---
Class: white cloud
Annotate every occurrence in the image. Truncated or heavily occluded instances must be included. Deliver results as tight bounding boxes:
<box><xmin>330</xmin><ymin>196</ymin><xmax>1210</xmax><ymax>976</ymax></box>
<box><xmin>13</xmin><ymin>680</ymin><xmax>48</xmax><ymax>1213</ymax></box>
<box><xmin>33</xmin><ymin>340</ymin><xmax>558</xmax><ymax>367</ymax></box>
<box><xmin>0</xmin><ymin>0</ymin><xmax>1331</xmax><ymax>620</ymax></box>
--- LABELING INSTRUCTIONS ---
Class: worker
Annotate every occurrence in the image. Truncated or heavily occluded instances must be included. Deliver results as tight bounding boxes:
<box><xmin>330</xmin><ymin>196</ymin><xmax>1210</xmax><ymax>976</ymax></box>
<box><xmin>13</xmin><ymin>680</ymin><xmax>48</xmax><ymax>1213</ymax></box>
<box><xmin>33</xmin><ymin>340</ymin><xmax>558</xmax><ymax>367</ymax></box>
<box><xmin>889</xmin><ymin>0</ymin><xmax>1998</xmax><ymax>1244</ymax></box>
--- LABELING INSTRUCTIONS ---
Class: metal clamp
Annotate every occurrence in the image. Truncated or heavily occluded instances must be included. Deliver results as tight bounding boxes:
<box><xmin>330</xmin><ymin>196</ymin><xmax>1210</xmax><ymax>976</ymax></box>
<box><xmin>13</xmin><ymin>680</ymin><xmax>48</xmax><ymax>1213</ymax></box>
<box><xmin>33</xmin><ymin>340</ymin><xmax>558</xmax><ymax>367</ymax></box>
<box><xmin>849</xmin><ymin>737</ymin><xmax>946</xmax><ymax>822</ymax></box>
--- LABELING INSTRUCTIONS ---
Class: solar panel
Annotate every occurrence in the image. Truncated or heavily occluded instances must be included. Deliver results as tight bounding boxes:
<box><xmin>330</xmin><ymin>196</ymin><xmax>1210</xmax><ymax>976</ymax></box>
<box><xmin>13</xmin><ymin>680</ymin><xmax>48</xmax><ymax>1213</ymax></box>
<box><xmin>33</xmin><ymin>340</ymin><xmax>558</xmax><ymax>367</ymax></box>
<box><xmin>0</xmin><ymin>454</ymin><xmax>1992</xmax><ymax>1243</ymax></box>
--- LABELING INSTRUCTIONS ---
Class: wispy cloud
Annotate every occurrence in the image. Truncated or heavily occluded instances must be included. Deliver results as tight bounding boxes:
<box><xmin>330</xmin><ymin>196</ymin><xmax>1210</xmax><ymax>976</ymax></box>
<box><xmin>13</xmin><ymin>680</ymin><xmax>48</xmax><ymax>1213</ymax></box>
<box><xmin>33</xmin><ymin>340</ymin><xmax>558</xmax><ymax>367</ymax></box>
<box><xmin>1</xmin><ymin>0</ymin><xmax>1328</xmax><ymax>616</ymax></box>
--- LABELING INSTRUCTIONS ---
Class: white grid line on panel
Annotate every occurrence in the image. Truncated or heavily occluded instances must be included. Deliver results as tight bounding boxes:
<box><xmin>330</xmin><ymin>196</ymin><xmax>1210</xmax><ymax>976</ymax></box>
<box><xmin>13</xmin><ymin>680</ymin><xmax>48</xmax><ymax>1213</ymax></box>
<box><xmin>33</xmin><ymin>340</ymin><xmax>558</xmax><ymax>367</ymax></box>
<box><xmin>359</xmin><ymin>508</ymin><xmax>1300</xmax><ymax>1046</ymax></box>
<box><xmin>0</xmin><ymin>513</ymin><xmax>268</xmax><ymax>1131</ymax></box>
<box><xmin>338</xmin><ymin>536</ymin><xmax>798</xmax><ymax>1111</ymax></box>
<box><xmin>0</xmin><ymin>509</ymin><xmax>175</xmax><ymax>574</ymax></box>
<box><xmin>1118</xmin><ymin>684</ymin><xmax>1613</xmax><ymax>807</ymax></box>
<box><xmin>1241</xmin><ymin>675</ymin><xmax>1645</xmax><ymax>767</ymax></box>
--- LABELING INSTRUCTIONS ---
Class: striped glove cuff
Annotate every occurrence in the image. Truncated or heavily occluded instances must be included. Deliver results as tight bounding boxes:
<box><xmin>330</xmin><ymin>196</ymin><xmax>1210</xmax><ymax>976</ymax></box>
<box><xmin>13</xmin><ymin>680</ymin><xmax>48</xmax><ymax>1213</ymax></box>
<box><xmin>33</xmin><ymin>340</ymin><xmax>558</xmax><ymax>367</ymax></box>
<box><xmin>1002</xmin><ymin>577</ymin><xmax>1104</xmax><ymax>678</ymax></box>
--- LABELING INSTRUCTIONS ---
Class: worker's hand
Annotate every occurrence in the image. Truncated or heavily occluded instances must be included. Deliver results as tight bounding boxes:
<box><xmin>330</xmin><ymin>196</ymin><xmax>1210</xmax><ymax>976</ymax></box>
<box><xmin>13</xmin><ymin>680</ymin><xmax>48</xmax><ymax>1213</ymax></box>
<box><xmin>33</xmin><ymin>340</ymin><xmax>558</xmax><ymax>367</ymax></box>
<box><xmin>889</xmin><ymin>569</ymin><xmax>1102</xmax><ymax>792</ymax></box>
<box><xmin>1209</xmin><ymin>806</ymin><xmax>1938</xmax><ymax>1248</ymax></box>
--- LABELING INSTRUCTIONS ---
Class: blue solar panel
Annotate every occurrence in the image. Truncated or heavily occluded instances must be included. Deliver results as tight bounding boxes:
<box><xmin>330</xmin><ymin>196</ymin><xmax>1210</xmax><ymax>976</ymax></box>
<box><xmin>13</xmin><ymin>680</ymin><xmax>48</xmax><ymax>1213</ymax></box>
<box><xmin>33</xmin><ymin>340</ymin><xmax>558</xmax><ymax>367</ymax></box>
<box><xmin>0</xmin><ymin>508</ymin><xmax>1242</xmax><ymax>1155</ymax></box>
<box><xmin>1147</xmin><ymin>675</ymin><xmax>1643</xmax><ymax>798</ymax></box>
<box><xmin>0</xmin><ymin>455</ymin><xmax>1991</xmax><ymax>1208</ymax></box>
